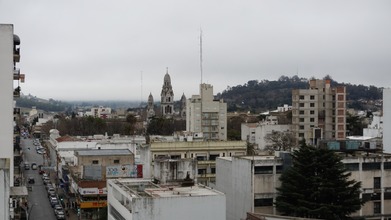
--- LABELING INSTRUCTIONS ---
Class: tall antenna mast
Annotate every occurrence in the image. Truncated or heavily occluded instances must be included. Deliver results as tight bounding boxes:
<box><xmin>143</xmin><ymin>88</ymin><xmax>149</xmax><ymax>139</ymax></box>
<box><xmin>200</xmin><ymin>28</ymin><xmax>203</xmax><ymax>84</ymax></box>
<box><xmin>140</xmin><ymin>71</ymin><xmax>143</xmax><ymax>105</ymax></box>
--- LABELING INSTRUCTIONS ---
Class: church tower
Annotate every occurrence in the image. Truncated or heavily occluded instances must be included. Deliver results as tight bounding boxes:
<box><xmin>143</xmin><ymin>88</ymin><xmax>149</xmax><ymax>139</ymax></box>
<box><xmin>146</xmin><ymin>92</ymin><xmax>155</xmax><ymax>119</ymax></box>
<box><xmin>180</xmin><ymin>92</ymin><xmax>186</xmax><ymax>119</ymax></box>
<box><xmin>160</xmin><ymin>68</ymin><xmax>174</xmax><ymax>117</ymax></box>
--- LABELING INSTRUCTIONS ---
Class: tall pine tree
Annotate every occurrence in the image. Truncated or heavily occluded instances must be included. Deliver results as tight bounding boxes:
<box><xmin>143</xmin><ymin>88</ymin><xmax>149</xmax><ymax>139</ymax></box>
<box><xmin>275</xmin><ymin>141</ymin><xmax>364</xmax><ymax>219</ymax></box>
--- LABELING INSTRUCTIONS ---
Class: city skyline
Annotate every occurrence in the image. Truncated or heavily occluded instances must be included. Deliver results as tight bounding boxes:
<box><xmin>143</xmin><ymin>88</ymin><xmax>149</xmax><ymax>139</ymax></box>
<box><xmin>1</xmin><ymin>0</ymin><xmax>390</xmax><ymax>101</ymax></box>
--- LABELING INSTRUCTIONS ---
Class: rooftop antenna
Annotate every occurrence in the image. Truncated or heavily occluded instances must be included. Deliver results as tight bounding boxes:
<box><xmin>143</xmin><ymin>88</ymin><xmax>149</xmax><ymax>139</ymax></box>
<box><xmin>141</xmin><ymin>71</ymin><xmax>143</xmax><ymax>106</ymax></box>
<box><xmin>200</xmin><ymin>28</ymin><xmax>203</xmax><ymax>84</ymax></box>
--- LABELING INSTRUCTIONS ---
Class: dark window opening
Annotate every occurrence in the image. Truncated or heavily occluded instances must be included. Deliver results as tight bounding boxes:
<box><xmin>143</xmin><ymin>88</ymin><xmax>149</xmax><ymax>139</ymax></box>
<box><xmin>254</xmin><ymin>198</ymin><xmax>273</xmax><ymax>207</ymax></box>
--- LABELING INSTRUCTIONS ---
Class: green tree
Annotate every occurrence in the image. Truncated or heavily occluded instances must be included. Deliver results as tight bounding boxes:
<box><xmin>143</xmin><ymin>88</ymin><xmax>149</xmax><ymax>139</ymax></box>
<box><xmin>275</xmin><ymin>141</ymin><xmax>364</xmax><ymax>219</ymax></box>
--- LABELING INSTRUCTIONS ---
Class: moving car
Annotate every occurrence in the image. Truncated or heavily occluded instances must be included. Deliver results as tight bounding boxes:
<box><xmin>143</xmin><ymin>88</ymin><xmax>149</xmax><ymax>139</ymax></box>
<box><xmin>31</xmin><ymin>162</ymin><xmax>37</xmax><ymax>170</ymax></box>
<box><xmin>28</xmin><ymin>177</ymin><xmax>35</xmax><ymax>184</ymax></box>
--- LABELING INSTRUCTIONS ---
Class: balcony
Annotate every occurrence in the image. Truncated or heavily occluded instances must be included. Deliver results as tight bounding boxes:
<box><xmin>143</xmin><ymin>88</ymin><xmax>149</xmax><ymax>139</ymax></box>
<box><xmin>197</xmin><ymin>160</ymin><xmax>216</xmax><ymax>165</ymax></box>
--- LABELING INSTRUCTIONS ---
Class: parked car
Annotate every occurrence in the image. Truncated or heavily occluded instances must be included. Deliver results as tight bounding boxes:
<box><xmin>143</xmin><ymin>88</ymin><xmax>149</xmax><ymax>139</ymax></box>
<box><xmin>50</xmin><ymin>197</ymin><xmax>59</xmax><ymax>207</ymax></box>
<box><xmin>54</xmin><ymin>204</ymin><xmax>64</xmax><ymax>213</ymax></box>
<box><xmin>43</xmin><ymin>179</ymin><xmax>51</xmax><ymax>185</ymax></box>
<box><xmin>56</xmin><ymin>210</ymin><xmax>65</xmax><ymax>220</ymax></box>
<box><xmin>42</xmin><ymin>173</ymin><xmax>49</xmax><ymax>179</ymax></box>
<box><xmin>24</xmin><ymin>162</ymin><xmax>30</xmax><ymax>170</ymax></box>
<box><xmin>48</xmin><ymin>191</ymin><xmax>56</xmax><ymax>198</ymax></box>
<box><xmin>48</xmin><ymin>188</ymin><xmax>55</xmax><ymax>195</ymax></box>
<box><xmin>36</xmin><ymin>149</ymin><xmax>46</xmax><ymax>154</ymax></box>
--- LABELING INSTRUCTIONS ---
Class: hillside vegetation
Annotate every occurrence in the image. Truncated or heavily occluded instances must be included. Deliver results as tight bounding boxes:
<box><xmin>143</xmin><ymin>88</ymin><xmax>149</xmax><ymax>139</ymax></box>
<box><xmin>218</xmin><ymin>75</ymin><xmax>382</xmax><ymax>113</ymax></box>
<box><xmin>17</xmin><ymin>75</ymin><xmax>383</xmax><ymax>114</ymax></box>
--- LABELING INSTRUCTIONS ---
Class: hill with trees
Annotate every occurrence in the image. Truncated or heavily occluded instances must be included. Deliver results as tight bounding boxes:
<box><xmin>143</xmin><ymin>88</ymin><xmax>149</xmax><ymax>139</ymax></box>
<box><xmin>217</xmin><ymin>75</ymin><xmax>383</xmax><ymax>113</ymax></box>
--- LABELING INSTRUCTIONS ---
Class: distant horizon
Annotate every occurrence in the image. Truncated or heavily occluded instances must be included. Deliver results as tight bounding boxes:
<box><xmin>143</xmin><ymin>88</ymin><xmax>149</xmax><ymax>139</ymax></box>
<box><xmin>20</xmin><ymin>75</ymin><xmax>387</xmax><ymax>104</ymax></box>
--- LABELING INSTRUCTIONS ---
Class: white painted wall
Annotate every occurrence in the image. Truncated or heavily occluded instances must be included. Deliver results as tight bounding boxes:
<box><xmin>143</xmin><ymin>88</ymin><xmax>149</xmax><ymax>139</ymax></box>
<box><xmin>242</xmin><ymin>123</ymin><xmax>291</xmax><ymax>150</ymax></box>
<box><xmin>108</xmin><ymin>180</ymin><xmax>225</xmax><ymax>220</ymax></box>
<box><xmin>216</xmin><ymin>157</ymin><xmax>253</xmax><ymax>220</ymax></box>
<box><xmin>383</xmin><ymin>88</ymin><xmax>391</xmax><ymax>153</ymax></box>
<box><xmin>363</xmin><ymin>115</ymin><xmax>383</xmax><ymax>138</ymax></box>
<box><xmin>0</xmin><ymin>23</ymin><xmax>14</xmax><ymax>220</ymax></box>
<box><xmin>133</xmin><ymin>195</ymin><xmax>225</xmax><ymax>220</ymax></box>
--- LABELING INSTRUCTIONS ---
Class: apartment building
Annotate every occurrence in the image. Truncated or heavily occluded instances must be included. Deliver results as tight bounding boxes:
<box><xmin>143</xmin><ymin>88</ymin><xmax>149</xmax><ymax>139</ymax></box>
<box><xmin>383</xmin><ymin>88</ymin><xmax>391</xmax><ymax>153</ymax></box>
<box><xmin>67</xmin><ymin>149</ymin><xmax>134</xmax><ymax>218</ymax></box>
<box><xmin>216</xmin><ymin>155</ymin><xmax>286</xmax><ymax>220</ymax></box>
<box><xmin>241</xmin><ymin>116</ymin><xmax>292</xmax><ymax>150</ymax></box>
<box><xmin>145</xmin><ymin>140</ymin><xmax>247</xmax><ymax>186</ymax></box>
<box><xmin>216</xmin><ymin>147</ymin><xmax>391</xmax><ymax>220</ymax></box>
<box><xmin>1</xmin><ymin>24</ymin><xmax>25</xmax><ymax>219</ymax></box>
<box><xmin>186</xmin><ymin>83</ymin><xmax>227</xmax><ymax>141</ymax></box>
<box><xmin>107</xmin><ymin>178</ymin><xmax>226</xmax><ymax>220</ymax></box>
<box><xmin>292</xmin><ymin>79</ymin><xmax>346</xmax><ymax>145</ymax></box>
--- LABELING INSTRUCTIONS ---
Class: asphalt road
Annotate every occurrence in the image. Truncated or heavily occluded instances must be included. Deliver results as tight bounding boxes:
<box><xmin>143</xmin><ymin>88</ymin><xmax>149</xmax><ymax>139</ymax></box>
<box><xmin>21</xmin><ymin>137</ymin><xmax>57</xmax><ymax>220</ymax></box>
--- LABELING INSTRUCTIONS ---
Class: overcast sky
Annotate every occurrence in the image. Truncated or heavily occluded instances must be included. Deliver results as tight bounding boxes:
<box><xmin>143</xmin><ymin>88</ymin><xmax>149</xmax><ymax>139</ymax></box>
<box><xmin>1</xmin><ymin>0</ymin><xmax>391</xmax><ymax>102</ymax></box>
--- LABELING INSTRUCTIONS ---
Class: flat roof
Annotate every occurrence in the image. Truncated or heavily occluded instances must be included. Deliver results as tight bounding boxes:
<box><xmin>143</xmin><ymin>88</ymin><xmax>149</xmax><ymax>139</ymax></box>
<box><xmin>109</xmin><ymin>179</ymin><xmax>224</xmax><ymax>198</ymax></box>
<box><xmin>76</xmin><ymin>149</ymin><xmax>132</xmax><ymax>156</ymax></box>
<box><xmin>10</xmin><ymin>186</ymin><xmax>28</xmax><ymax>196</ymax></box>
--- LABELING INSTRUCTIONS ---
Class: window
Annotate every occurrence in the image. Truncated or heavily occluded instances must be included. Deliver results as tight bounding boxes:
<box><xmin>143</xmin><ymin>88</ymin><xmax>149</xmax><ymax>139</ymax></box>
<box><xmin>198</xmin><ymin>169</ymin><xmax>207</xmax><ymax>175</ymax></box>
<box><xmin>374</xmin><ymin>177</ymin><xmax>381</xmax><ymax>189</ymax></box>
<box><xmin>196</xmin><ymin>156</ymin><xmax>206</xmax><ymax>161</ymax></box>
<box><xmin>299</xmin><ymin>103</ymin><xmax>304</xmax><ymax>107</ymax></box>
<box><xmin>374</xmin><ymin>202</ymin><xmax>381</xmax><ymax>214</ymax></box>
<box><xmin>254</xmin><ymin>166</ymin><xmax>273</xmax><ymax>174</ymax></box>
<box><xmin>384</xmin><ymin>162</ymin><xmax>391</xmax><ymax>169</ymax></box>
<box><xmin>310</xmin><ymin>95</ymin><xmax>315</xmax><ymax>100</ymax></box>
<box><xmin>310</xmin><ymin>110</ymin><xmax>315</xmax><ymax>114</ymax></box>
<box><xmin>299</xmin><ymin>125</ymin><xmax>304</xmax><ymax>130</ymax></box>
<box><xmin>209</xmin><ymin>154</ymin><xmax>219</xmax><ymax>161</ymax></box>
<box><xmin>254</xmin><ymin>198</ymin><xmax>273</xmax><ymax>207</ymax></box>
<box><xmin>299</xmin><ymin>110</ymin><xmax>304</xmax><ymax>115</ymax></box>
<box><xmin>299</xmin><ymin>133</ymin><xmax>304</xmax><ymax>137</ymax></box>
<box><xmin>344</xmin><ymin>163</ymin><xmax>359</xmax><ymax>171</ymax></box>
<box><xmin>310</xmin><ymin>118</ymin><xmax>315</xmax><ymax>122</ymax></box>
<box><xmin>211</xmin><ymin>168</ymin><xmax>216</xmax><ymax>174</ymax></box>
<box><xmin>113</xmin><ymin>159</ymin><xmax>120</xmax><ymax>164</ymax></box>
<box><xmin>363</xmin><ymin>162</ymin><xmax>381</xmax><ymax>171</ymax></box>
<box><xmin>299</xmin><ymin>95</ymin><xmax>304</xmax><ymax>100</ymax></box>
<box><xmin>299</xmin><ymin>118</ymin><xmax>304</xmax><ymax>122</ymax></box>
<box><xmin>92</xmin><ymin>160</ymin><xmax>99</xmax><ymax>164</ymax></box>
<box><xmin>310</xmin><ymin>103</ymin><xmax>315</xmax><ymax>107</ymax></box>
<box><xmin>276</xmin><ymin>166</ymin><xmax>283</xmax><ymax>174</ymax></box>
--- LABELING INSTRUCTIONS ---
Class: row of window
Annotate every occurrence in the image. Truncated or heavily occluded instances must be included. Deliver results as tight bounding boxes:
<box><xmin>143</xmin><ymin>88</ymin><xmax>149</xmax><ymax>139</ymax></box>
<box><xmin>298</xmin><ymin>94</ymin><xmax>343</xmax><ymax>101</ymax></box>
<box><xmin>92</xmin><ymin>159</ymin><xmax>120</xmax><ymax>165</ymax></box>
<box><xmin>344</xmin><ymin>162</ymin><xmax>391</xmax><ymax>171</ymax></box>
<box><xmin>254</xmin><ymin>165</ymin><xmax>283</xmax><ymax>174</ymax></box>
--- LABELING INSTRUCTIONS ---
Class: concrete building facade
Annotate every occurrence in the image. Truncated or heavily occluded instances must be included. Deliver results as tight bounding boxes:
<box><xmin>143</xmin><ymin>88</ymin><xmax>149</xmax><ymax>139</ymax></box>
<box><xmin>383</xmin><ymin>88</ymin><xmax>391</xmax><ymax>153</ymax></box>
<box><xmin>107</xmin><ymin>178</ymin><xmax>226</xmax><ymax>220</ymax></box>
<box><xmin>216</xmin><ymin>151</ymin><xmax>391</xmax><ymax>220</ymax></box>
<box><xmin>292</xmin><ymin>79</ymin><xmax>346</xmax><ymax>145</ymax></box>
<box><xmin>186</xmin><ymin>83</ymin><xmax>227</xmax><ymax>141</ymax></box>
<box><xmin>0</xmin><ymin>24</ymin><xmax>22</xmax><ymax>219</ymax></box>
<box><xmin>216</xmin><ymin>155</ymin><xmax>285</xmax><ymax>220</ymax></box>
<box><xmin>241</xmin><ymin>116</ymin><xmax>292</xmax><ymax>150</ymax></box>
<box><xmin>0</xmin><ymin>23</ymin><xmax>13</xmax><ymax>220</ymax></box>
<box><xmin>146</xmin><ymin>140</ymin><xmax>247</xmax><ymax>186</ymax></box>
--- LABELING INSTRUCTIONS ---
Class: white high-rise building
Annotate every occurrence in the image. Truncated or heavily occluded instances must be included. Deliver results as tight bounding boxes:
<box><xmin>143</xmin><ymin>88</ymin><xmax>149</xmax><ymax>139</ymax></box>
<box><xmin>0</xmin><ymin>24</ymin><xmax>18</xmax><ymax>220</ymax></box>
<box><xmin>383</xmin><ymin>88</ymin><xmax>391</xmax><ymax>153</ymax></box>
<box><xmin>186</xmin><ymin>83</ymin><xmax>227</xmax><ymax>141</ymax></box>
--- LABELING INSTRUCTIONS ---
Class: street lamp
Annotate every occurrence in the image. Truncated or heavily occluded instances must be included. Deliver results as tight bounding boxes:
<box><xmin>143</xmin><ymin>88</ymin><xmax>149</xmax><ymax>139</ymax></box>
<box><xmin>27</xmin><ymin>203</ymin><xmax>37</xmax><ymax>220</ymax></box>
